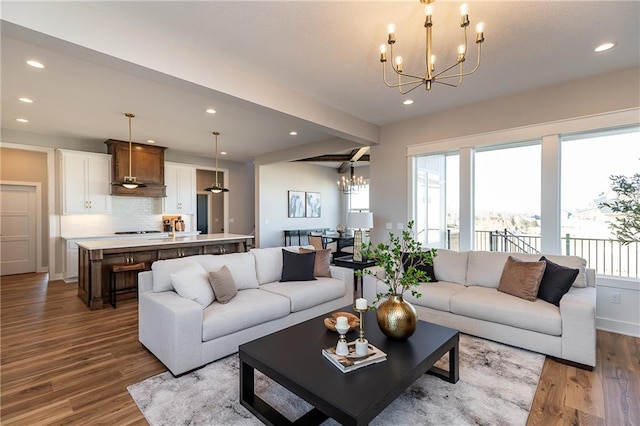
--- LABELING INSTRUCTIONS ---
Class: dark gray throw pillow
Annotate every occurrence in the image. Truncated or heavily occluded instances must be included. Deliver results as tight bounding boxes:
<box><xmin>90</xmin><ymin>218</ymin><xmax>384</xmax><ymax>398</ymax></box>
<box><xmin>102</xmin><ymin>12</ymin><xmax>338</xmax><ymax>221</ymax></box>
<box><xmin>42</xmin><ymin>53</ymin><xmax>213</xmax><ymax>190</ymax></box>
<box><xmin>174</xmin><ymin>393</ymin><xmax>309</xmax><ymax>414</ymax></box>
<box><xmin>537</xmin><ymin>256</ymin><xmax>579</xmax><ymax>306</ymax></box>
<box><xmin>280</xmin><ymin>249</ymin><xmax>317</xmax><ymax>282</ymax></box>
<box><xmin>401</xmin><ymin>252</ymin><xmax>438</xmax><ymax>282</ymax></box>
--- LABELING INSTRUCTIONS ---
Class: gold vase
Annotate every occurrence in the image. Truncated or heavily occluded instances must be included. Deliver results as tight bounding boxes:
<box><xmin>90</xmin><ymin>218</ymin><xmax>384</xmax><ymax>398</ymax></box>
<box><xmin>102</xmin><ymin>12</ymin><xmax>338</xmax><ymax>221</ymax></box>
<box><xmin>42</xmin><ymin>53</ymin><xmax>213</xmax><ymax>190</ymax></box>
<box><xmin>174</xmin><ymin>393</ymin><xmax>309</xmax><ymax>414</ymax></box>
<box><xmin>376</xmin><ymin>294</ymin><xmax>418</xmax><ymax>340</ymax></box>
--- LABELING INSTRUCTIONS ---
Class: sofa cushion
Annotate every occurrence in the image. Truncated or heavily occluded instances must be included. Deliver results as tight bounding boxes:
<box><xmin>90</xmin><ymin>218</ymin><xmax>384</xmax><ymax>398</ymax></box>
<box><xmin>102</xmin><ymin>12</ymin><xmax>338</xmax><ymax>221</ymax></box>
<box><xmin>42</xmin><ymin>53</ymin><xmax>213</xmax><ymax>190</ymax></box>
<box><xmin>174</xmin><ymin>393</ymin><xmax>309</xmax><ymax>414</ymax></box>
<box><xmin>281</xmin><ymin>249</ymin><xmax>317</xmax><ymax>282</ymax></box>
<box><xmin>202</xmin><ymin>289</ymin><xmax>290</xmax><ymax>341</ymax></box>
<box><xmin>152</xmin><ymin>255</ymin><xmax>213</xmax><ymax>292</ymax></box>
<box><xmin>451</xmin><ymin>286</ymin><xmax>561</xmax><ymax>336</ymax></box>
<box><xmin>537</xmin><ymin>256</ymin><xmax>579</xmax><ymax>306</ymax></box>
<box><xmin>261</xmin><ymin>277</ymin><xmax>346</xmax><ymax>312</ymax></box>
<box><xmin>401</xmin><ymin>281</ymin><xmax>466</xmax><ymax>312</ymax></box>
<box><xmin>169</xmin><ymin>261</ymin><xmax>215</xmax><ymax>308</ymax></box>
<box><xmin>299</xmin><ymin>248</ymin><xmax>332</xmax><ymax>277</ymax></box>
<box><xmin>497</xmin><ymin>256</ymin><xmax>546</xmax><ymax>302</ymax></box>
<box><xmin>251</xmin><ymin>246</ymin><xmax>313</xmax><ymax>285</ymax></box>
<box><xmin>467</xmin><ymin>251</ymin><xmax>511</xmax><ymax>288</ymax></box>
<box><xmin>196</xmin><ymin>252</ymin><xmax>259</xmax><ymax>290</ymax></box>
<box><xmin>432</xmin><ymin>249</ymin><xmax>468</xmax><ymax>285</ymax></box>
<box><xmin>208</xmin><ymin>265</ymin><xmax>237</xmax><ymax>304</ymax></box>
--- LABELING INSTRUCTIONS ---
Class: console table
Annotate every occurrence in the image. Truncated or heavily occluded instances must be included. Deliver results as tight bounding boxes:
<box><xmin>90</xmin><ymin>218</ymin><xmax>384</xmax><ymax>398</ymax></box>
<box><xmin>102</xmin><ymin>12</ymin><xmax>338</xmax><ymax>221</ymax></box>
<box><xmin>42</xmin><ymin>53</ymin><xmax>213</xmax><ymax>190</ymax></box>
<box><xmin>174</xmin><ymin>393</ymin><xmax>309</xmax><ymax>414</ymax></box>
<box><xmin>283</xmin><ymin>228</ymin><xmax>329</xmax><ymax>246</ymax></box>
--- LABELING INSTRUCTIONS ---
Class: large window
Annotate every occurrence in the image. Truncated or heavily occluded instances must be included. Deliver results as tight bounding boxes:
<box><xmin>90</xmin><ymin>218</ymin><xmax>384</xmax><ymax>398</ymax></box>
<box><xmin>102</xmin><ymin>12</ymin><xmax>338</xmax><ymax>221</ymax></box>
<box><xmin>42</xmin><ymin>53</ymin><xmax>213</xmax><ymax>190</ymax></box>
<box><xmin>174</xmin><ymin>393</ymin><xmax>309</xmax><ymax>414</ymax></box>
<box><xmin>414</xmin><ymin>154</ymin><xmax>459</xmax><ymax>248</ymax></box>
<box><xmin>409</xmin><ymin>112</ymin><xmax>639</xmax><ymax>278</ymax></box>
<box><xmin>561</xmin><ymin>127</ymin><xmax>640</xmax><ymax>277</ymax></box>
<box><xmin>474</xmin><ymin>142</ymin><xmax>541</xmax><ymax>252</ymax></box>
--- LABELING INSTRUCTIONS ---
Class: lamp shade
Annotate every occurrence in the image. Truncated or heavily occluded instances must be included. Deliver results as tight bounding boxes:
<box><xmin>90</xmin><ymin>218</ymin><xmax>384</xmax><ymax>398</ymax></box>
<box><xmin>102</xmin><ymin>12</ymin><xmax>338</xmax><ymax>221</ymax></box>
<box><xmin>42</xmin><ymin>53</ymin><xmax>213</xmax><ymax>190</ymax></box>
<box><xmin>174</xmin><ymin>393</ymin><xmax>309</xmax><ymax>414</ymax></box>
<box><xmin>347</xmin><ymin>211</ymin><xmax>373</xmax><ymax>229</ymax></box>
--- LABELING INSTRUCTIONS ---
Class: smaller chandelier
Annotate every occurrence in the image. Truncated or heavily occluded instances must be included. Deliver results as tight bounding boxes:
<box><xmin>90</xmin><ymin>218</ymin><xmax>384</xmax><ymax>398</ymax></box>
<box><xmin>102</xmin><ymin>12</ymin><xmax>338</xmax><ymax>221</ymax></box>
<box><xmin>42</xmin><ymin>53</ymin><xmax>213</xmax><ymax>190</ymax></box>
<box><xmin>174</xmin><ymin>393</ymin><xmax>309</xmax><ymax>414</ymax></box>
<box><xmin>337</xmin><ymin>164</ymin><xmax>366</xmax><ymax>194</ymax></box>
<box><xmin>380</xmin><ymin>0</ymin><xmax>485</xmax><ymax>94</ymax></box>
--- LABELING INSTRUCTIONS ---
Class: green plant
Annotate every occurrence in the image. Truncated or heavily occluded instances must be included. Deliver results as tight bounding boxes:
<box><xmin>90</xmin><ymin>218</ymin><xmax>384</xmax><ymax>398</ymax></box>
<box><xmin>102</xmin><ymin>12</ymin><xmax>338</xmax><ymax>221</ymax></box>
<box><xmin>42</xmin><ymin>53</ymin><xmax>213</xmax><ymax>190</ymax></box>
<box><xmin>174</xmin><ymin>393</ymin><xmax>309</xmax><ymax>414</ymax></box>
<box><xmin>599</xmin><ymin>173</ymin><xmax>640</xmax><ymax>245</ymax></box>
<box><xmin>359</xmin><ymin>220</ymin><xmax>437</xmax><ymax>305</ymax></box>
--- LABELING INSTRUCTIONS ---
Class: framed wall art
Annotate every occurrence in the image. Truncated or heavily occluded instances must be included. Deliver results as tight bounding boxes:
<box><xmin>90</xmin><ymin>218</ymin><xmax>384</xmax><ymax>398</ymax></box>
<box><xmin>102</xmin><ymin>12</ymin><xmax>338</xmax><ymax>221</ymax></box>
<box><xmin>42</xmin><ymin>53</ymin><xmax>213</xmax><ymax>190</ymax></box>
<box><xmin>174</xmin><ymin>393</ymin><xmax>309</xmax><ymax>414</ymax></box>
<box><xmin>305</xmin><ymin>192</ymin><xmax>321</xmax><ymax>218</ymax></box>
<box><xmin>288</xmin><ymin>190</ymin><xmax>306</xmax><ymax>218</ymax></box>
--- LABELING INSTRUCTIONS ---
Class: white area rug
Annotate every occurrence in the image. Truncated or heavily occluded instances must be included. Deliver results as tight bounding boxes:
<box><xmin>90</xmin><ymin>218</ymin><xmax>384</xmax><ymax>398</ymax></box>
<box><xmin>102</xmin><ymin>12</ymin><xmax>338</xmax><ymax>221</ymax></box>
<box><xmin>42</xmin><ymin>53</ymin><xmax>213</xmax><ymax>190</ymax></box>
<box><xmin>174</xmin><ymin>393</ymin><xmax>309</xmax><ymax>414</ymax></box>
<box><xmin>128</xmin><ymin>335</ymin><xmax>544</xmax><ymax>425</ymax></box>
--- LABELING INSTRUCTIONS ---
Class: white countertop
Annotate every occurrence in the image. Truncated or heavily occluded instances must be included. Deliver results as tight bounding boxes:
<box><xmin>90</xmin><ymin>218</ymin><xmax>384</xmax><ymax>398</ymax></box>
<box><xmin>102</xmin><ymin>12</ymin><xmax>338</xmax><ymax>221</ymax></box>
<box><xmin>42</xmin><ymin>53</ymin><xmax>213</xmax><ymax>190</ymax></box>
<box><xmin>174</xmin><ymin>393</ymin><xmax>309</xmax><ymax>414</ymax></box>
<box><xmin>75</xmin><ymin>233</ymin><xmax>254</xmax><ymax>250</ymax></box>
<box><xmin>61</xmin><ymin>231</ymin><xmax>200</xmax><ymax>241</ymax></box>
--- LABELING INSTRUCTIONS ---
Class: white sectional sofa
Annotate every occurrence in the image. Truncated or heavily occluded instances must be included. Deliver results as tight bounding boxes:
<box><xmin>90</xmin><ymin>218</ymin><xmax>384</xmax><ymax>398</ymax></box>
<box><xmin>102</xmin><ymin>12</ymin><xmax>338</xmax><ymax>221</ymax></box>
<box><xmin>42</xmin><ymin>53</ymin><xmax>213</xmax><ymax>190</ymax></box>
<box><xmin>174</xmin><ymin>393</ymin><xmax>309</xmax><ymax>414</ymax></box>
<box><xmin>363</xmin><ymin>250</ymin><xmax>596</xmax><ymax>368</ymax></box>
<box><xmin>139</xmin><ymin>246</ymin><xmax>353</xmax><ymax>375</ymax></box>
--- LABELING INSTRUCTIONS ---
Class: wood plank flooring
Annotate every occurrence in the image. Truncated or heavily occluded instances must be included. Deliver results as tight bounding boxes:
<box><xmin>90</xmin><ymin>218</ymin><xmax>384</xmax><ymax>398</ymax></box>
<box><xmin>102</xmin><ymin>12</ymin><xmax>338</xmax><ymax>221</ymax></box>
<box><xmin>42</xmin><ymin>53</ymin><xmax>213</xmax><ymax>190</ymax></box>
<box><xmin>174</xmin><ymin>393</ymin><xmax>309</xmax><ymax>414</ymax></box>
<box><xmin>1</xmin><ymin>272</ymin><xmax>639</xmax><ymax>425</ymax></box>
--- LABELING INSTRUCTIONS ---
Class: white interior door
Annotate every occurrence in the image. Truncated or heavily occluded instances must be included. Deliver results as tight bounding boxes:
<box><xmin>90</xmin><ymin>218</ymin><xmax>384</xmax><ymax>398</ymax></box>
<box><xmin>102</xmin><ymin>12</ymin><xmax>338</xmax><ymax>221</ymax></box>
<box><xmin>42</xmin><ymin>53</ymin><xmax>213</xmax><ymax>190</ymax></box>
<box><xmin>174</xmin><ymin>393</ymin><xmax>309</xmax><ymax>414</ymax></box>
<box><xmin>0</xmin><ymin>184</ymin><xmax>37</xmax><ymax>275</ymax></box>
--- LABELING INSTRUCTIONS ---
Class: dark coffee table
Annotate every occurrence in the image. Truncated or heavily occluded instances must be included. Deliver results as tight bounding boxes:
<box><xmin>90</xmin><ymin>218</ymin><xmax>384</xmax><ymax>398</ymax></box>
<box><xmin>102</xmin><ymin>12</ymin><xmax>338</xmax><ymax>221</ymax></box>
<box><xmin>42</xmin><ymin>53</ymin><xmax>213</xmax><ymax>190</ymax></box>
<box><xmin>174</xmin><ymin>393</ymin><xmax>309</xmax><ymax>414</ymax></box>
<box><xmin>239</xmin><ymin>307</ymin><xmax>459</xmax><ymax>425</ymax></box>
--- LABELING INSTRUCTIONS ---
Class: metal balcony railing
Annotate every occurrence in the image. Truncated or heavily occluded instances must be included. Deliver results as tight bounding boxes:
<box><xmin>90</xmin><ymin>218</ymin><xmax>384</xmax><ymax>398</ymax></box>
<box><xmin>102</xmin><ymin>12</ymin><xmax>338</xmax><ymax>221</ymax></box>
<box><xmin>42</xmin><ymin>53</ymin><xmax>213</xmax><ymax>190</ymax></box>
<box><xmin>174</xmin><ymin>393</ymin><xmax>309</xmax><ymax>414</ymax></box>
<box><xmin>448</xmin><ymin>230</ymin><xmax>639</xmax><ymax>278</ymax></box>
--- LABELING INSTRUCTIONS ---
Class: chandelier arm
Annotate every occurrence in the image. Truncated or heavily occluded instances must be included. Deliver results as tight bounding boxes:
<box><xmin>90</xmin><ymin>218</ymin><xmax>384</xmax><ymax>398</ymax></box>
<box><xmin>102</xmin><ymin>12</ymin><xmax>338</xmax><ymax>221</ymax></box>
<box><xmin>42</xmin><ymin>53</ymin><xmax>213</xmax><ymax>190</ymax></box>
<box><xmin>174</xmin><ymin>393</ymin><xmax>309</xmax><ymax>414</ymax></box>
<box><xmin>398</xmin><ymin>81</ymin><xmax>426</xmax><ymax>95</ymax></box>
<box><xmin>383</xmin><ymin>64</ymin><xmax>430</xmax><ymax>88</ymax></box>
<box><xmin>434</xmin><ymin>43</ymin><xmax>482</xmax><ymax>80</ymax></box>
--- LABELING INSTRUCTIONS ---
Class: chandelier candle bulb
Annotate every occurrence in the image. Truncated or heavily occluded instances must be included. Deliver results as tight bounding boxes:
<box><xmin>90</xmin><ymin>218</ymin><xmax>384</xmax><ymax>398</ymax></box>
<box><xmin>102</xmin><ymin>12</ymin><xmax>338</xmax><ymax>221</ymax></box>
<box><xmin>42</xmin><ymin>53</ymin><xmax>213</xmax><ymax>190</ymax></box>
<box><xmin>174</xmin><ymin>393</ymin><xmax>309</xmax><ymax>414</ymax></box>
<box><xmin>395</xmin><ymin>56</ymin><xmax>403</xmax><ymax>72</ymax></box>
<box><xmin>380</xmin><ymin>44</ymin><xmax>387</xmax><ymax>62</ymax></box>
<box><xmin>387</xmin><ymin>23</ymin><xmax>396</xmax><ymax>44</ymax></box>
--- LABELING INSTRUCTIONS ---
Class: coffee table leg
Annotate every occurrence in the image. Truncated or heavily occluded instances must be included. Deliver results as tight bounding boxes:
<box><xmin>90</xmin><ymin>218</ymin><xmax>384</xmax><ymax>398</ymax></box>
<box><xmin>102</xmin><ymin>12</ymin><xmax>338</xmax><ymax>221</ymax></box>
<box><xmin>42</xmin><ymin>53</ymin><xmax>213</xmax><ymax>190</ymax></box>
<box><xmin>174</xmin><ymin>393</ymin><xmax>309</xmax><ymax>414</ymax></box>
<box><xmin>427</xmin><ymin>341</ymin><xmax>459</xmax><ymax>384</ymax></box>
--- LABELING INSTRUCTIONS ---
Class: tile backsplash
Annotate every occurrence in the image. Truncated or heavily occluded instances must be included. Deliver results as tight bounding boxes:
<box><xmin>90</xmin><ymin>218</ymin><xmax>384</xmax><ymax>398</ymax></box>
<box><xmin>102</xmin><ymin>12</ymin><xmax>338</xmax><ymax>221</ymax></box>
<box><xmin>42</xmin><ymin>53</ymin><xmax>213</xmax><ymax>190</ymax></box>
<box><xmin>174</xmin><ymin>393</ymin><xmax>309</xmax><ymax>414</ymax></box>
<box><xmin>60</xmin><ymin>197</ymin><xmax>192</xmax><ymax>237</ymax></box>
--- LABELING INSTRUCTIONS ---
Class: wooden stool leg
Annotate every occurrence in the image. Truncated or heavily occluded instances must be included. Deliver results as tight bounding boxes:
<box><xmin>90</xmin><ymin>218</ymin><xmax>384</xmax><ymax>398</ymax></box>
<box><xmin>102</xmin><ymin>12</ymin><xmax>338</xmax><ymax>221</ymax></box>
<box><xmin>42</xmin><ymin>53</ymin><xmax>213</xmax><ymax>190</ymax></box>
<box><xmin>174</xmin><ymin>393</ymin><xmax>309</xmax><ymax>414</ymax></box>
<box><xmin>110</xmin><ymin>271</ymin><xmax>116</xmax><ymax>309</ymax></box>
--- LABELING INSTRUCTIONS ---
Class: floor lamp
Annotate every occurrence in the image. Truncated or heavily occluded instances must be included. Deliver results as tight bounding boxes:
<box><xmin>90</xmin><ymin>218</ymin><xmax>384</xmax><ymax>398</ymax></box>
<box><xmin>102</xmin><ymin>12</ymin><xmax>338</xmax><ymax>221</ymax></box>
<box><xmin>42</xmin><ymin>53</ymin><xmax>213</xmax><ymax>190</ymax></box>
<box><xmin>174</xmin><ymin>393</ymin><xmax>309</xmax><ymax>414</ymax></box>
<box><xmin>348</xmin><ymin>211</ymin><xmax>374</xmax><ymax>261</ymax></box>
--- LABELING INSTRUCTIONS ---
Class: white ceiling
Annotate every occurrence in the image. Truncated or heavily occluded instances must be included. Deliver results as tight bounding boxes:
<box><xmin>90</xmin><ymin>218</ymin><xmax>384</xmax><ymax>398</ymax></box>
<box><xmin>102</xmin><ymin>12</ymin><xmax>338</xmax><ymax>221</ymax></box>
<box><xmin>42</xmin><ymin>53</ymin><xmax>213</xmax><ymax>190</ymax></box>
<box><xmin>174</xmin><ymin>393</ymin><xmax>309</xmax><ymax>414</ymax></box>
<box><xmin>1</xmin><ymin>1</ymin><xmax>638</xmax><ymax>163</ymax></box>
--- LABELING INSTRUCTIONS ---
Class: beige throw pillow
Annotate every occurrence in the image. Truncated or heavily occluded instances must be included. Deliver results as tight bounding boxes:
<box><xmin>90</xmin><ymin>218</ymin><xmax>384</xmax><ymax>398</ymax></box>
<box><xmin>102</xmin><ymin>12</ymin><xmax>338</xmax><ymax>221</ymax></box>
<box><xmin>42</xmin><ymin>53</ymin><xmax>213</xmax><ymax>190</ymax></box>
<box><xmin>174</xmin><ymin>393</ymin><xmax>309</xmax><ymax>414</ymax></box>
<box><xmin>299</xmin><ymin>248</ymin><xmax>332</xmax><ymax>278</ymax></box>
<box><xmin>497</xmin><ymin>256</ymin><xmax>546</xmax><ymax>302</ymax></box>
<box><xmin>208</xmin><ymin>265</ymin><xmax>237</xmax><ymax>304</ymax></box>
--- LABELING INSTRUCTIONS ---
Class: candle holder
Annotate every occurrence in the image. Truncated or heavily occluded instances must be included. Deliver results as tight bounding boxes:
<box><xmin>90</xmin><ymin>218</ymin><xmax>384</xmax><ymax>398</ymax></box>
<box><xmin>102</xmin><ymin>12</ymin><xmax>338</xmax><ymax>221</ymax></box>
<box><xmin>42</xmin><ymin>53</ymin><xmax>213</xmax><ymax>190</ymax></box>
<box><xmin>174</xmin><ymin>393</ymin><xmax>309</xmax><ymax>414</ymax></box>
<box><xmin>353</xmin><ymin>304</ymin><xmax>369</xmax><ymax>356</ymax></box>
<box><xmin>335</xmin><ymin>323</ymin><xmax>350</xmax><ymax>356</ymax></box>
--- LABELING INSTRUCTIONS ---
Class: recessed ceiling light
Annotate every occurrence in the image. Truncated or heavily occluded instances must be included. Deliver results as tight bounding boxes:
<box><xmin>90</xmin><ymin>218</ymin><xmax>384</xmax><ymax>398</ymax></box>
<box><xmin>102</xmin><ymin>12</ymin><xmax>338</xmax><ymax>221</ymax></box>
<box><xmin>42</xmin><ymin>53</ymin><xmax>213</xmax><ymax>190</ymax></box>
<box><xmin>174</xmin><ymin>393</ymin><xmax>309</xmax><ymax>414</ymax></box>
<box><xmin>220</xmin><ymin>151</ymin><xmax>227</xmax><ymax>155</ymax></box>
<box><xmin>403</xmin><ymin>99</ymin><xmax>414</xmax><ymax>105</ymax></box>
<box><xmin>146</xmin><ymin>139</ymin><xmax>155</xmax><ymax>144</ymax></box>
<box><xmin>16</xmin><ymin>118</ymin><xmax>29</xmax><ymax>123</ymax></box>
<box><xmin>206</xmin><ymin>108</ymin><xmax>217</xmax><ymax>114</ymax></box>
<box><xmin>19</xmin><ymin>97</ymin><xmax>33</xmax><ymax>103</ymax></box>
<box><xmin>289</xmin><ymin>131</ymin><xmax>298</xmax><ymax>136</ymax></box>
<box><xmin>594</xmin><ymin>42</ymin><xmax>616</xmax><ymax>52</ymax></box>
<box><xmin>26</xmin><ymin>60</ymin><xmax>44</xmax><ymax>69</ymax></box>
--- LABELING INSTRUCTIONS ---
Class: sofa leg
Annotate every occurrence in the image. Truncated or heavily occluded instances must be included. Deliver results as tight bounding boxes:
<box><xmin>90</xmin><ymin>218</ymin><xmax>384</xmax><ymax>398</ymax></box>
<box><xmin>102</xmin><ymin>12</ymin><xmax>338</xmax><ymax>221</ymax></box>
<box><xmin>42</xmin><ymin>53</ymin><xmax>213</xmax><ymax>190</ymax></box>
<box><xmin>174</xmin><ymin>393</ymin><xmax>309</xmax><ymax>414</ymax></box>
<box><xmin>551</xmin><ymin>356</ymin><xmax>594</xmax><ymax>371</ymax></box>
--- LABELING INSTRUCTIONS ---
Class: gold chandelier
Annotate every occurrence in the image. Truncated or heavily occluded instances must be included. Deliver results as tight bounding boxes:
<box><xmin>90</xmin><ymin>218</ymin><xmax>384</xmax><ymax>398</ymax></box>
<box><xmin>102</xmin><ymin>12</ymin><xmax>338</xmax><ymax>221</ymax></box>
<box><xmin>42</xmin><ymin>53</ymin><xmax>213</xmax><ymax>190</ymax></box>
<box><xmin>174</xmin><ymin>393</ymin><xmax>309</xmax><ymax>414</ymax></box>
<box><xmin>337</xmin><ymin>164</ymin><xmax>366</xmax><ymax>194</ymax></box>
<box><xmin>379</xmin><ymin>0</ymin><xmax>485</xmax><ymax>94</ymax></box>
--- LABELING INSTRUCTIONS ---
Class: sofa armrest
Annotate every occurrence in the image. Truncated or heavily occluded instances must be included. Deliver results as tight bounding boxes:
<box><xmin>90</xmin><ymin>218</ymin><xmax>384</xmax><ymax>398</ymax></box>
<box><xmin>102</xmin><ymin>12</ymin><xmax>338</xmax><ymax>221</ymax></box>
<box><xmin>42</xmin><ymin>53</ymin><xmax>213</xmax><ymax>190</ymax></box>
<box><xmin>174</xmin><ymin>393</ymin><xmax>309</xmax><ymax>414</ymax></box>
<box><xmin>329</xmin><ymin>265</ymin><xmax>354</xmax><ymax>290</ymax></box>
<box><xmin>560</xmin><ymin>286</ymin><xmax>597</xmax><ymax>367</ymax></box>
<box><xmin>362</xmin><ymin>266</ymin><xmax>385</xmax><ymax>302</ymax></box>
<box><xmin>139</xmin><ymin>290</ymin><xmax>203</xmax><ymax>375</ymax></box>
<box><xmin>138</xmin><ymin>270</ymin><xmax>153</xmax><ymax>293</ymax></box>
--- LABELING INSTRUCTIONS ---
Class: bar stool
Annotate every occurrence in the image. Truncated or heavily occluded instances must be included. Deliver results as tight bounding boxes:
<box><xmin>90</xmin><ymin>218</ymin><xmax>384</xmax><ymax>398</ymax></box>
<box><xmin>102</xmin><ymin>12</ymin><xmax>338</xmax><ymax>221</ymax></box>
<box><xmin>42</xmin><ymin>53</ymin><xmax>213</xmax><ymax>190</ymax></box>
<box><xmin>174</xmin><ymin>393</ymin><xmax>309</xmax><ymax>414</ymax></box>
<box><xmin>110</xmin><ymin>262</ymin><xmax>146</xmax><ymax>308</ymax></box>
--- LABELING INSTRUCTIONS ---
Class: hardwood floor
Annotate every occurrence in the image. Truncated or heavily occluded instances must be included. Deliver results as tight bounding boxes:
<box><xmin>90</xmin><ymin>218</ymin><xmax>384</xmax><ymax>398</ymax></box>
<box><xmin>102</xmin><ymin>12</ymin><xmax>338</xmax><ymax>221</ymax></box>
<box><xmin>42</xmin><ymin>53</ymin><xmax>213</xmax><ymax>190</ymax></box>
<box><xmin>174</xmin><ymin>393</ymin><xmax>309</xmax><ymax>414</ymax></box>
<box><xmin>1</xmin><ymin>273</ymin><xmax>638</xmax><ymax>425</ymax></box>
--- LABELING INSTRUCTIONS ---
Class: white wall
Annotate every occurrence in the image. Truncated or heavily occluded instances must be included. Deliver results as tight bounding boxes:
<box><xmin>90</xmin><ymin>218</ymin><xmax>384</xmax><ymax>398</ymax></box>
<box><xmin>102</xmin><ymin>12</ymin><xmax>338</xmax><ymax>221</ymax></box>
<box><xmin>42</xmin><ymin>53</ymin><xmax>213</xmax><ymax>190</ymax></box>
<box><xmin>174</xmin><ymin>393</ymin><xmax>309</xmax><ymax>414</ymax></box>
<box><xmin>596</xmin><ymin>276</ymin><xmax>640</xmax><ymax>337</ymax></box>
<box><xmin>257</xmin><ymin>162</ymin><xmax>341</xmax><ymax>248</ymax></box>
<box><xmin>371</xmin><ymin>66</ymin><xmax>640</xmax><ymax>336</ymax></box>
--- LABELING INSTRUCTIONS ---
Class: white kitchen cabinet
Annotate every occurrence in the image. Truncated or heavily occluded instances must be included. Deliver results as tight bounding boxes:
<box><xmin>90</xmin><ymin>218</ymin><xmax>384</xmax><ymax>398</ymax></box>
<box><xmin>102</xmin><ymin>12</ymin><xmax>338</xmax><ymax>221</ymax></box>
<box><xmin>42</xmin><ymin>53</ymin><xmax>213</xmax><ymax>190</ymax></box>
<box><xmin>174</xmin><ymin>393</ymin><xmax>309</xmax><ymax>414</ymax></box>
<box><xmin>58</xmin><ymin>150</ymin><xmax>112</xmax><ymax>214</ymax></box>
<box><xmin>163</xmin><ymin>162</ymin><xmax>196</xmax><ymax>214</ymax></box>
<box><xmin>63</xmin><ymin>239</ymin><xmax>79</xmax><ymax>282</ymax></box>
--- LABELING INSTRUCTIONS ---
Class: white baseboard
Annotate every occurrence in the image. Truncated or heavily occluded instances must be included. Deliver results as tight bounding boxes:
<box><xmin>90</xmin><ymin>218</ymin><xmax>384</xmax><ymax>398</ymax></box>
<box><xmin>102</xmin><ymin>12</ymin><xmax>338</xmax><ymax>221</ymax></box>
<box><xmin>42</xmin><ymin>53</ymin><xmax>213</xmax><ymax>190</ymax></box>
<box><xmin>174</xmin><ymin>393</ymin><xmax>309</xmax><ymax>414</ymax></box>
<box><xmin>596</xmin><ymin>317</ymin><xmax>640</xmax><ymax>337</ymax></box>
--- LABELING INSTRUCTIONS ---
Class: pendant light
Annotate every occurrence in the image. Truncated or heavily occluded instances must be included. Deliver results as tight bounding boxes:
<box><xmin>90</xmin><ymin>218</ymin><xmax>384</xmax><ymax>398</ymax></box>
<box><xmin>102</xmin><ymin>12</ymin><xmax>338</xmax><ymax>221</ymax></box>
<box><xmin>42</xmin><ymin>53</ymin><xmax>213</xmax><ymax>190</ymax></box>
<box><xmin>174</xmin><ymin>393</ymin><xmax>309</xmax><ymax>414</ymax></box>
<box><xmin>113</xmin><ymin>113</ymin><xmax>146</xmax><ymax>189</ymax></box>
<box><xmin>204</xmin><ymin>131</ymin><xmax>229</xmax><ymax>193</ymax></box>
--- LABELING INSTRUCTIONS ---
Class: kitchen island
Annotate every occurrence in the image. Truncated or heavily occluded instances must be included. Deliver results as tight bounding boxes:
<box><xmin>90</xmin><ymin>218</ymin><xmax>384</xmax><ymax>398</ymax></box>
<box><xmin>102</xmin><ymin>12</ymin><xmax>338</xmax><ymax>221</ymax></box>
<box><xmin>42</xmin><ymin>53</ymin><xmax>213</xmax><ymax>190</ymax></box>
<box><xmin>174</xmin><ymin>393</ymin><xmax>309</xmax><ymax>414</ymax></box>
<box><xmin>76</xmin><ymin>233</ymin><xmax>254</xmax><ymax>310</ymax></box>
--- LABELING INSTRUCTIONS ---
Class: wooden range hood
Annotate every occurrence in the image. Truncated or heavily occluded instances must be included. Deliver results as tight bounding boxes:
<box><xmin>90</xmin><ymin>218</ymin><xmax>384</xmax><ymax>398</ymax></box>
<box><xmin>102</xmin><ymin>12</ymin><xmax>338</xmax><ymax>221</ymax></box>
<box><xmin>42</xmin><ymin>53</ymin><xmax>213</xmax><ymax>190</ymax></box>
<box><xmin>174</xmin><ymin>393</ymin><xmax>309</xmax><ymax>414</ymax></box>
<box><xmin>105</xmin><ymin>139</ymin><xmax>167</xmax><ymax>197</ymax></box>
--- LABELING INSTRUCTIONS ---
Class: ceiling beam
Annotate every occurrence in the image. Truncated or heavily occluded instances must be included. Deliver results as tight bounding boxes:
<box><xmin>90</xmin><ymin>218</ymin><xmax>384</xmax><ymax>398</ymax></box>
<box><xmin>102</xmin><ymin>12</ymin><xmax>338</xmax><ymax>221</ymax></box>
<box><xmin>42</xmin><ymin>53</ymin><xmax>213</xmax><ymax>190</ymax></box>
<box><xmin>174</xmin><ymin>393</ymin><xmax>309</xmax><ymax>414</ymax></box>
<box><xmin>296</xmin><ymin>154</ymin><xmax>370</xmax><ymax>163</ymax></box>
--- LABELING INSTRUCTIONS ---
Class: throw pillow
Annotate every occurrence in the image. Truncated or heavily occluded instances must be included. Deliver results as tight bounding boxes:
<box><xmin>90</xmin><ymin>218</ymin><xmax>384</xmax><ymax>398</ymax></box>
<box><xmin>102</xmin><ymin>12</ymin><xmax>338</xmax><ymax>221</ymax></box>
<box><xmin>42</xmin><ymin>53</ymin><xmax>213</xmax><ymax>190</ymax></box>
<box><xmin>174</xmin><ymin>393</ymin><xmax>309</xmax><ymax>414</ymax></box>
<box><xmin>299</xmin><ymin>248</ymin><xmax>332</xmax><ymax>277</ymax></box>
<box><xmin>280</xmin><ymin>249</ymin><xmax>317</xmax><ymax>282</ymax></box>
<box><xmin>208</xmin><ymin>265</ymin><xmax>238</xmax><ymax>304</ymax></box>
<box><xmin>169</xmin><ymin>261</ymin><xmax>215</xmax><ymax>308</ymax></box>
<box><xmin>497</xmin><ymin>256</ymin><xmax>546</xmax><ymax>302</ymax></box>
<box><xmin>537</xmin><ymin>256</ymin><xmax>579</xmax><ymax>306</ymax></box>
<box><xmin>401</xmin><ymin>252</ymin><xmax>438</xmax><ymax>282</ymax></box>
